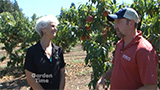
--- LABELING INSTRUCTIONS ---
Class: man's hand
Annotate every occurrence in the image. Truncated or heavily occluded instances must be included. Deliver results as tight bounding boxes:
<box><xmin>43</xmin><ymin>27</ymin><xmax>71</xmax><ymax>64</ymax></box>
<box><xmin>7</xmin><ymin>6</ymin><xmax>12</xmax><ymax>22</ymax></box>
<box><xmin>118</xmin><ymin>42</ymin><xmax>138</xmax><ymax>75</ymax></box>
<box><xmin>96</xmin><ymin>76</ymin><xmax>106</xmax><ymax>90</ymax></box>
<box><xmin>96</xmin><ymin>69</ymin><xmax>112</xmax><ymax>90</ymax></box>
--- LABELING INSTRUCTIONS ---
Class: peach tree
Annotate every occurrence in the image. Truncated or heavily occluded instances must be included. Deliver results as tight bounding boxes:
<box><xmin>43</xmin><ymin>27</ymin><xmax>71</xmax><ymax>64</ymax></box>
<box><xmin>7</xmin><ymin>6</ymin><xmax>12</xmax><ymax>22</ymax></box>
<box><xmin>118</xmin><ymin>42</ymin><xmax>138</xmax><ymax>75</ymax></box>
<box><xmin>0</xmin><ymin>0</ymin><xmax>39</xmax><ymax>69</ymax></box>
<box><xmin>77</xmin><ymin>0</ymin><xmax>118</xmax><ymax>89</ymax></box>
<box><xmin>53</xmin><ymin>5</ymin><xmax>79</xmax><ymax>52</ymax></box>
<box><xmin>0</xmin><ymin>11</ymin><xmax>39</xmax><ymax>69</ymax></box>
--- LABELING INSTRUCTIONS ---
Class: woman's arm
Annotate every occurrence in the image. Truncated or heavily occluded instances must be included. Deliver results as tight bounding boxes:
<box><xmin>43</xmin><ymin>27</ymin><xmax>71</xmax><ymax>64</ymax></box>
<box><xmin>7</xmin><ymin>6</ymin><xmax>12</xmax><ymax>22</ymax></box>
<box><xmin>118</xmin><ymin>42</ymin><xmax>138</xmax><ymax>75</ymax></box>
<box><xmin>59</xmin><ymin>67</ymin><xmax>66</xmax><ymax>90</ymax></box>
<box><xmin>25</xmin><ymin>70</ymin><xmax>44</xmax><ymax>90</ymax></box>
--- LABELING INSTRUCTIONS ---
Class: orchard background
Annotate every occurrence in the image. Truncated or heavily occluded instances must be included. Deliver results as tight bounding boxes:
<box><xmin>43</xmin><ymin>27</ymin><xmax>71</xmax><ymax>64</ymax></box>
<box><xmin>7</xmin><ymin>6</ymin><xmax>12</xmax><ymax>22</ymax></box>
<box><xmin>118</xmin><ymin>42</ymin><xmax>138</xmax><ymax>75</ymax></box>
<box><xmin>0</xmin><ymin>0</ymin><xmax>159</xmax><ymax>89</ymax></box>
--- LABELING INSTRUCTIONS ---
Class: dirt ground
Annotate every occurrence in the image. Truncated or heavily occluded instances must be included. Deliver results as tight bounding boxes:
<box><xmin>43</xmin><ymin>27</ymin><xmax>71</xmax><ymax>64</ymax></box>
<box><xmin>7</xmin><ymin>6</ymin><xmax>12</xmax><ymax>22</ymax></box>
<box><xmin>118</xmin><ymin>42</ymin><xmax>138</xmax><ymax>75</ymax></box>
<box><xmin>0</xmin><ymin>44</ymin><xmax>92</xmax><ymax>90</ymax></box>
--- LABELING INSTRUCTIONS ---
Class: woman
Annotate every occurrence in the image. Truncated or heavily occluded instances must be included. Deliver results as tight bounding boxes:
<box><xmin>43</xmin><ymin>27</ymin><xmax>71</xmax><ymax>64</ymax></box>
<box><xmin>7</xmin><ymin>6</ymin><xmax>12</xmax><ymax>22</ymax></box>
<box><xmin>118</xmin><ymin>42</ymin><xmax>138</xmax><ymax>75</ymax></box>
<box><xmin>24</xmin><ymin>15</ymin><xmax>66</xmax><ymax>90</ymax></box>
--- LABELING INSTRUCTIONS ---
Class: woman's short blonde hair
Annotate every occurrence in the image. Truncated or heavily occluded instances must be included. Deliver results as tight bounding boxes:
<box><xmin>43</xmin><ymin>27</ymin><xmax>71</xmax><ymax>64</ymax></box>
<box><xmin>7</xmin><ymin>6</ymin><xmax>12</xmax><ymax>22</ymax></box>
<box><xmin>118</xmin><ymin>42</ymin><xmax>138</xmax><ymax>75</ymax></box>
<box><xmin>35</xmin><ymin>15</ymin><xmax>59</xmax><ymax>37</ymax></box>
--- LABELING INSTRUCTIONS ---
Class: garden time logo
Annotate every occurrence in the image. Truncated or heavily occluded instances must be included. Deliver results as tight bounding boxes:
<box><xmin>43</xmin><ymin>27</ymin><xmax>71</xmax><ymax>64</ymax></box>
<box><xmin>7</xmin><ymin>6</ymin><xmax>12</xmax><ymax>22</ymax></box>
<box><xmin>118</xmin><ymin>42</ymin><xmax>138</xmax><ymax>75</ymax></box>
<box><xmin>31</xmin><ymin>73</ymin><xmax>53</xmax><ymax>83</ymax></box>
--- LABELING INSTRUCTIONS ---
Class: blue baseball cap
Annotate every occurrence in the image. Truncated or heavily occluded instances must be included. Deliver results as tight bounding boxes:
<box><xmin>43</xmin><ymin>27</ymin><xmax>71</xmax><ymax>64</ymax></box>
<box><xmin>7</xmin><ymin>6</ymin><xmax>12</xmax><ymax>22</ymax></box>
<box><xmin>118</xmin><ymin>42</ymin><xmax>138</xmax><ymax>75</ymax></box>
<box><xmin>107</xmin><ymin>8</ymin><xmax>140</xmax><ymax>23</ymax></box>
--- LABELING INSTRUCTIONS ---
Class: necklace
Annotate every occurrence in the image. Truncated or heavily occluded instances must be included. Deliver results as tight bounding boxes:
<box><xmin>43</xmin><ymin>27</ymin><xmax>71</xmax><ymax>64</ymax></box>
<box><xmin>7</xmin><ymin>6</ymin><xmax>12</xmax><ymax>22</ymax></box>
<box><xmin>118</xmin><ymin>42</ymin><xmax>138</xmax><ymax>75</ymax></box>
<box><xmin>49</xmin><ymin>57</ymin><xmax>52</xmax><ymax>62</ymax></box>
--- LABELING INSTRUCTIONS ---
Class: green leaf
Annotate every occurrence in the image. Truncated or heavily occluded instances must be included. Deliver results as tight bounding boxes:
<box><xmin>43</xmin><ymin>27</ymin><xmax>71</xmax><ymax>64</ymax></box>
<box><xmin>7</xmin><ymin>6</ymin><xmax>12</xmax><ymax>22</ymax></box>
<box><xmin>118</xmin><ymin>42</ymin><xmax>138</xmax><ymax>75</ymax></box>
<box><xmin>0</xmin><ymin>56</ymin><xmax>6</xmax><ymax>62</ymax></box>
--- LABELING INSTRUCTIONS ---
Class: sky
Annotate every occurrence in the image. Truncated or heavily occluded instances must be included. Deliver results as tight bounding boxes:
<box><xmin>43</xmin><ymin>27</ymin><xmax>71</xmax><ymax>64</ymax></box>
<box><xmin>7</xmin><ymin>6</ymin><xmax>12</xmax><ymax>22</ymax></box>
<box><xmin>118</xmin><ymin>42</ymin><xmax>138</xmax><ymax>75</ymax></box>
<box><xmin>10</xmin><ymin>0</ymin><xmax>133</xmax><ymax>18</ymax></box>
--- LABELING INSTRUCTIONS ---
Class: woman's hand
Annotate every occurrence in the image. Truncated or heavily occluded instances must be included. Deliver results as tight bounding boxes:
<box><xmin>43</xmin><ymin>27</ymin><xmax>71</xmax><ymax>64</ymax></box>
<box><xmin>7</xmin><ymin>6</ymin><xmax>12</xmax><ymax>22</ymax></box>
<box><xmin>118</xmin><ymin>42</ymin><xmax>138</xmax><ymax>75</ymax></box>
<box><xmin>25</xmin><ymin>70</ymin><xmax>44</xmax><ymax>90</ymax></box>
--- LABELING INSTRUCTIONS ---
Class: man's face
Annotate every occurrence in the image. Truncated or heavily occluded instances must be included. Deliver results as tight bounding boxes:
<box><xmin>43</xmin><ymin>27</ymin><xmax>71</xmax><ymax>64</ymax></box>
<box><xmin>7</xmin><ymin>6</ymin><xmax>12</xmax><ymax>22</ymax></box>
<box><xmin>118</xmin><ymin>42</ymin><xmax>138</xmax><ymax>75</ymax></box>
<box><xmin>114</xmin><ymin>19</ymin><xmax>130</xmax><ymax>38</ymax></box>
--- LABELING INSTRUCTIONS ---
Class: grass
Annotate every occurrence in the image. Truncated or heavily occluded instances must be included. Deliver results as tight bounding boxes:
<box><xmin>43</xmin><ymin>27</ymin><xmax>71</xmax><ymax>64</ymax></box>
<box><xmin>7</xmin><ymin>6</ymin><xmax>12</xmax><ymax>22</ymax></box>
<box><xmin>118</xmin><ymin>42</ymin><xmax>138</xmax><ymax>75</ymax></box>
<box><xmin>69</xmin><ymin>59</ymin><xmax>85</xmax><ymax>63</ymax></box>
<box><xmin>65</xmin><ymin>58</ymin><xmax>92</xmax><ymax>77</ymax></box>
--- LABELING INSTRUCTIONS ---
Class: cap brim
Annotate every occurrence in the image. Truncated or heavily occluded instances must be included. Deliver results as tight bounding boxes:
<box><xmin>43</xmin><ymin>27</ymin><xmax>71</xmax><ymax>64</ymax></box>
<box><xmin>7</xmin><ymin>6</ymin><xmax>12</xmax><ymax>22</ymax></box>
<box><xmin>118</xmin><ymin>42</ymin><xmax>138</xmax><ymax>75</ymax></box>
<box><xmin>107</xmin><ymin>14</ymin><xmax>118</xmax><ymax>21</ymax></box>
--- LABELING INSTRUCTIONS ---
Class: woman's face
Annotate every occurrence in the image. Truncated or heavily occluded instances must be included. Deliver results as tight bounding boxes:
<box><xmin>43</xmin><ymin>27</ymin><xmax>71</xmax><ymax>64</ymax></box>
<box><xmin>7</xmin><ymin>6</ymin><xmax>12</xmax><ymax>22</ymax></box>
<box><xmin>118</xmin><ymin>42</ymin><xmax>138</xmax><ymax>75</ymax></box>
<box><xmin>42</xmin><ymin>22</ymin><xmax>58</xmax><ymax>39</ymax></box>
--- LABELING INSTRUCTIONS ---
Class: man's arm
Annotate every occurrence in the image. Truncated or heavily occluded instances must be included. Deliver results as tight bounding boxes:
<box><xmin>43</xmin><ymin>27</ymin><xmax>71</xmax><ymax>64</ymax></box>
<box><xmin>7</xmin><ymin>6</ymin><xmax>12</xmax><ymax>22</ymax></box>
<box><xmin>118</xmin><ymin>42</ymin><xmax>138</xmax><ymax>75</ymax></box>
<box><xmin>25</xmin><ymin>70</ymin><xmax>44</xmax><ymax>90</ymax></box>
<box><xmin>59</xmin><ymin>67</ymin><xmax>66</xmax><ymax>90</ymax></box>
<box><xmin>96</xmin><ymin>68</ymin><xmax>112</xmax><ymax>90</ymax></box>
<box><xmin>138</xmin><ymin>84</ymin><xmax>158</xmax><ymax>90</ymax></box>
<box><xmin>138</xmin><ymin>64</ymin><xmax>159</xmax><ymax>90</ymax></box>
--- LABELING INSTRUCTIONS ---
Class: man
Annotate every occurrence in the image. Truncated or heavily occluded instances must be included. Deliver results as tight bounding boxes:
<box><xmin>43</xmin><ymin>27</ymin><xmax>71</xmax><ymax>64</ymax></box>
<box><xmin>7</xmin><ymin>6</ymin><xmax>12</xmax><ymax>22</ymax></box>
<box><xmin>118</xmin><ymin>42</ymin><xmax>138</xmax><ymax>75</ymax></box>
<box><xmin>96</xmin><ymin>8</ymin><xmax>159</xmax><ymax>90</ymax></box>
